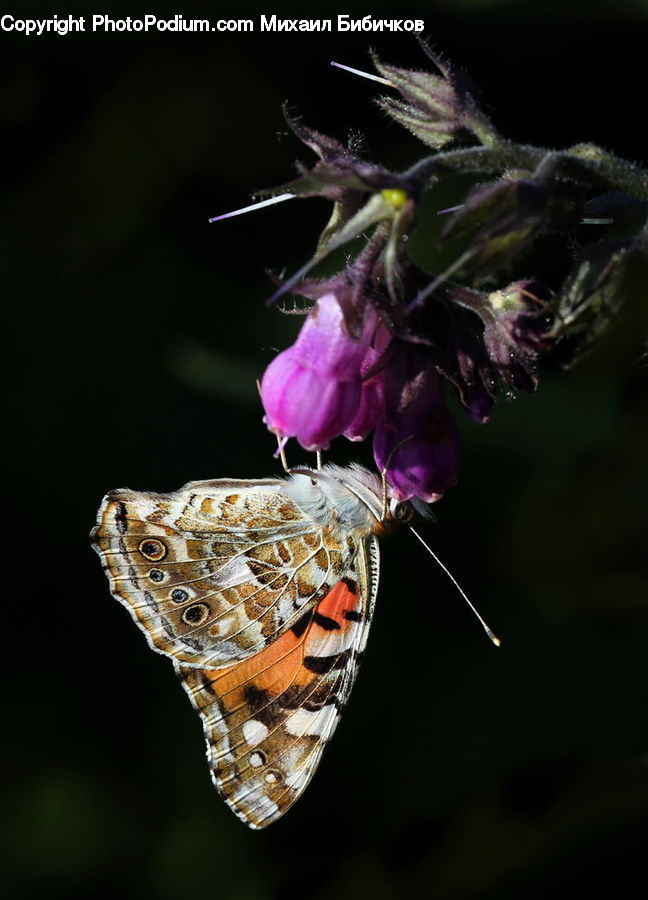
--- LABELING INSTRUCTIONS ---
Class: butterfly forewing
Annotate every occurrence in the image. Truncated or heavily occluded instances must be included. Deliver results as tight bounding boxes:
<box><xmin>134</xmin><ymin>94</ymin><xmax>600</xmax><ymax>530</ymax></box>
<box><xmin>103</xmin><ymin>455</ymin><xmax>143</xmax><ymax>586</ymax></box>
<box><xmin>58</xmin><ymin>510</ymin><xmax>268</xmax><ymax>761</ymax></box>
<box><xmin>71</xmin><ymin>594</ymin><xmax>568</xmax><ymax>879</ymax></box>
<box><xmin>91</xmin><ymin>480</ymin><xmax>357</xmax><ymax>667</ymax></box>
<box><xmin>177</xmin><ymin>536</ymin><xmax>379</xmax><ymax>829</ymax></box>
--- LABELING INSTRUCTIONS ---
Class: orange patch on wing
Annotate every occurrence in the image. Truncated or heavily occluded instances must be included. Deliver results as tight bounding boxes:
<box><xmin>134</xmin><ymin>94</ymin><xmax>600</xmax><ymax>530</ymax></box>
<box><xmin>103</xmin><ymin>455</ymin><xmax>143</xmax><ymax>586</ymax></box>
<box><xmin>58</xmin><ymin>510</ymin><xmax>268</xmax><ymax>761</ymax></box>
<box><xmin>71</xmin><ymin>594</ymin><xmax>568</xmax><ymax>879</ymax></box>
<box><xmin>314</xmin><ymin>578</ymin><xmax>360</xmax><ymax>633</ymax></box>
<box><xmin>203</xmin><ymin>578</ymin><xmax>361</xmax><ymax>707</ymax></box>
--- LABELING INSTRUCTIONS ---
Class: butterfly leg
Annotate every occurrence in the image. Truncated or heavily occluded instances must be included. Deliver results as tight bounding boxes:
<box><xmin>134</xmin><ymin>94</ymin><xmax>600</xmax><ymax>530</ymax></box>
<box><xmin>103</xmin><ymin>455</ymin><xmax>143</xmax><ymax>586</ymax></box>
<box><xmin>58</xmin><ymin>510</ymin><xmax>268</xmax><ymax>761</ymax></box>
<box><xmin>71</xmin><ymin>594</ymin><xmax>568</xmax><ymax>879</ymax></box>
<box><xmin>257</xmin><ymin>377</ymin><xmax>289</xmax><ymax>471</ymax></box>
<box><xmin>276</xmin><ymin>435</ymin><xmax>290</xmax><ymax>473</ymax></box>
<box><xmin>379</xmin><ymin>469</ymin><xmax>388</xmax><ymax>522</ymax></box>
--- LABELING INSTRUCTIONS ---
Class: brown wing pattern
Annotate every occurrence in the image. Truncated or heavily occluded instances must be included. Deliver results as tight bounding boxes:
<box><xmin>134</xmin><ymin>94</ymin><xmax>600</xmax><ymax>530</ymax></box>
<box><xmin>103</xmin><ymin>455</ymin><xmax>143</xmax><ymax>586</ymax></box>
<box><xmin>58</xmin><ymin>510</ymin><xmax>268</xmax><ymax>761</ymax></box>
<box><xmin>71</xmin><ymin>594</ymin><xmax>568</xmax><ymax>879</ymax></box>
<box><xmin>177</xmin><ymin>536</ymin><xmax>379</xmax><ymax>828</ymax></box>
<box><xmin>91</xmin><ymin>480</ymin><xmax>356</xmax><ymax>666</ymax></box>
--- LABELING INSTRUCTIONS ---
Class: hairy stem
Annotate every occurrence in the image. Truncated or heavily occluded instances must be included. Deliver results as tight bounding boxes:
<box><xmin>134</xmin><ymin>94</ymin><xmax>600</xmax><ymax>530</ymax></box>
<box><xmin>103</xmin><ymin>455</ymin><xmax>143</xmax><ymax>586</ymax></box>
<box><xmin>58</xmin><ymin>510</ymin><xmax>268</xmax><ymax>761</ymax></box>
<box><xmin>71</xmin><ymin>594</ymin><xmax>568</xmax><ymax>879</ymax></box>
<box><xmin>406</xmin><ymin>142</ymin><xmax>648</xmax><ymax>199</ymax></box>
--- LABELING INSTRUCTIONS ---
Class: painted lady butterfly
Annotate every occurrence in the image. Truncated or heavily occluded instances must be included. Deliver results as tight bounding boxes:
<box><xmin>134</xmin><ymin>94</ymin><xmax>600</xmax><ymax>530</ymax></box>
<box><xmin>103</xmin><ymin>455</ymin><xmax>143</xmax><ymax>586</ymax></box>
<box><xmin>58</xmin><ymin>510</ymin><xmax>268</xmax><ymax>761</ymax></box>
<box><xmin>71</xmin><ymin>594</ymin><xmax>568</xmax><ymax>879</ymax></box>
<box><xmin>91</xmin><ymin>464</ymin><xmax>414</xmax><ymax>829</ymax></box>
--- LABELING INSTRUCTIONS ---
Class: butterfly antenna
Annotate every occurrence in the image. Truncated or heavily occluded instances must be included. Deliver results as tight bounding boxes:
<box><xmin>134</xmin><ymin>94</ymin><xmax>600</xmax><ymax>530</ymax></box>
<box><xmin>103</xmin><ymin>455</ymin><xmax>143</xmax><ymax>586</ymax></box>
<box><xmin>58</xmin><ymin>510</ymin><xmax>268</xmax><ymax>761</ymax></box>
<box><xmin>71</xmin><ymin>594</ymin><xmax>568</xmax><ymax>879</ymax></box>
<box><xmin>408</xmin><ymin>525</ymin><xmax>501</xmax><ymax>647</ymax></box>
<box><xmin>316</xmin><ymin>450</ymin><xmax>323</xmax><ymax>471</ymax></box>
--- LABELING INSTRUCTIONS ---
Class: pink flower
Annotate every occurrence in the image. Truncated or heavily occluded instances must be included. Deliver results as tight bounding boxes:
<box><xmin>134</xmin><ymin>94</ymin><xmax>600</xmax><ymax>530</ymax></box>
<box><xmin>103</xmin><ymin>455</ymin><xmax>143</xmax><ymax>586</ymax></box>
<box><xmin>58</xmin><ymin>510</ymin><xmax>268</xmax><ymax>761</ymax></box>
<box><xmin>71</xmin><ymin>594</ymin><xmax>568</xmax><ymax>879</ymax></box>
<box><xmin>260</xmin><ymin>294</ymin><xmax>377</xmax><ymax>451</ymax></box>
<box><xmin>344</xmin><ymin>323</ymin><xmax>392</xmax><ymax>442</ymax></box>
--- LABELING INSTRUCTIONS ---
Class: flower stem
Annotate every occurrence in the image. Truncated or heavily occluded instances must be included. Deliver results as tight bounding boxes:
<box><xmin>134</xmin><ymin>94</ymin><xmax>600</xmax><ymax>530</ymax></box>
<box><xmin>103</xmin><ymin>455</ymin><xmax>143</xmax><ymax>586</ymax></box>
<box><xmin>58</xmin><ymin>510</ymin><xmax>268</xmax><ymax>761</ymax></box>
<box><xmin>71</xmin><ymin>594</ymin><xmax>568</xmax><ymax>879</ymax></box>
<box><xmin>406</xmin><ymin>142</ymin><xmax>648</xmax><ymax>199</ymax></box>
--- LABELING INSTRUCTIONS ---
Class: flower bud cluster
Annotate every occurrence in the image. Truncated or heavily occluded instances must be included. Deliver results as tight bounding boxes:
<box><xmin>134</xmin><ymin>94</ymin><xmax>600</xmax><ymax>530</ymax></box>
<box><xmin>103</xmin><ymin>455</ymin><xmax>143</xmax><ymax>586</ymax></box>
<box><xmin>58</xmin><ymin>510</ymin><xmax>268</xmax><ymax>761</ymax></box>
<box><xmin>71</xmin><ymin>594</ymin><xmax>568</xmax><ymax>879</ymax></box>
<box><xmin>218</xmin><ymin>40</ymin><xmax>647</xmax><ymax>504</ymax></box>
<box><xmin>261</xmin><ymin>293</ymin><xmax>459</xmax><ymax>502</ymax></box>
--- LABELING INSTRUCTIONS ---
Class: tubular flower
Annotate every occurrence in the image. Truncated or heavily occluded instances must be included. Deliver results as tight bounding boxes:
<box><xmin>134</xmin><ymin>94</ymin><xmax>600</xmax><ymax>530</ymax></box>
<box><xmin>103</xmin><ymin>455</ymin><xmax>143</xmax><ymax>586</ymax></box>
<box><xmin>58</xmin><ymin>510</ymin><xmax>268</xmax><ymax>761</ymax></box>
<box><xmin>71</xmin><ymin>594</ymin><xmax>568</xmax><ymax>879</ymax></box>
<box><xmin>372</xmin><ymin>357</ymin><xmax>460</xmax><ymax>503</ymax></box>
<box><xmin>260</xmin><ymin>294</ymin><xmax>377</xmax><ymax>451</ymax></box>
<box><xmin>374</xmin><ymin>405</ymin><xmax>460</xmax><ymax>503</ymax></box>
<box><xmin>343</xmin><ymin>322</ymin><xmax>392</xmax><ymax>441</ymax></box>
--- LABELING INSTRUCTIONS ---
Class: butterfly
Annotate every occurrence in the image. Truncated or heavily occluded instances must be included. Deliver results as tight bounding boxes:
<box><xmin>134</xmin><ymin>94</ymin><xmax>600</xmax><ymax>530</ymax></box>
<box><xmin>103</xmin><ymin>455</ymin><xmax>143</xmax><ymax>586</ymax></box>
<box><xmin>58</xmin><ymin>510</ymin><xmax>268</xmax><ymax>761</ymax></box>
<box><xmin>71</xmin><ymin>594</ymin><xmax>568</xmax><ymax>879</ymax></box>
<box><xmin>91</xmin><ymin>463</ymin><xmax>417</xmax><ymax>829</ymax></box>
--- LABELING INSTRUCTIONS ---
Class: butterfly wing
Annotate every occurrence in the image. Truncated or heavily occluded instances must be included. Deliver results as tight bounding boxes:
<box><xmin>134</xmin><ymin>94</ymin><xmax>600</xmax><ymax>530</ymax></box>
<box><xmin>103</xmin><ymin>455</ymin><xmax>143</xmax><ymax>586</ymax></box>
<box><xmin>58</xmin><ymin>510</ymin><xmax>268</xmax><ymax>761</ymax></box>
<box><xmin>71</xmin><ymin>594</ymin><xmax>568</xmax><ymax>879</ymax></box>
<box><xmin>177</xmin><ymin>535</ymin><xmax>380</xmax><ymax>828</ymax></box>
<box><xmin>91</xmin><ymin>479</ymin><xmax>353</xmax><ymax>667</ymax></box>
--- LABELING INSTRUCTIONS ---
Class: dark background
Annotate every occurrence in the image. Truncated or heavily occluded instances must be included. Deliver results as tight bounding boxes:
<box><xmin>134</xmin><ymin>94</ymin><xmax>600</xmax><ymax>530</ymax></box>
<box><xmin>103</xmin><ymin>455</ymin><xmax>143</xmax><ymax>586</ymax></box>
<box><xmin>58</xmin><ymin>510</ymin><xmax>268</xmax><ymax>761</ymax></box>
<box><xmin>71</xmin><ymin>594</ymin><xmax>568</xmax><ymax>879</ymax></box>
<box><xmin>4</xmin><ymin>1</ymin><xmax>648</xmax><ymax>897</ymax></box>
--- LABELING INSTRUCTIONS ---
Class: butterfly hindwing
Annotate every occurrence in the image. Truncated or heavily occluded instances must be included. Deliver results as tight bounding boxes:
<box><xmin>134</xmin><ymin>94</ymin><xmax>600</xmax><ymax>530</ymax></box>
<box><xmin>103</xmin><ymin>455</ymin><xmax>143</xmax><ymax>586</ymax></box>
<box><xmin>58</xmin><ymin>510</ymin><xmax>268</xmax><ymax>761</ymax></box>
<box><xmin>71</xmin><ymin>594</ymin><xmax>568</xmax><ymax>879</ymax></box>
<box><xmin>91</xmin><ymin>479</ymin><xmax>355</xmax><ymax>667</ymax></box>
<box><xmin>177</xmin><ymin>535</ymin><xmax>379</xmax><ymax>829</ymax></box>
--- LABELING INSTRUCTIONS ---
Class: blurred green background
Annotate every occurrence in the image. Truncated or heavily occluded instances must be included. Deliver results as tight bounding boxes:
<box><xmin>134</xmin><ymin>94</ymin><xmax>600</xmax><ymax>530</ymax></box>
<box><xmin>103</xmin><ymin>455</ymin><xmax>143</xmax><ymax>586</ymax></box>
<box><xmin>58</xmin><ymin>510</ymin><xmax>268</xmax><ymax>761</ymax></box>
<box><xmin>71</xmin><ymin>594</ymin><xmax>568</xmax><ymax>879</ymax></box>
<box><xmin>4</xmin><ymin>1</ymin><xmax>648</xmax><ymax>897</ymax></box>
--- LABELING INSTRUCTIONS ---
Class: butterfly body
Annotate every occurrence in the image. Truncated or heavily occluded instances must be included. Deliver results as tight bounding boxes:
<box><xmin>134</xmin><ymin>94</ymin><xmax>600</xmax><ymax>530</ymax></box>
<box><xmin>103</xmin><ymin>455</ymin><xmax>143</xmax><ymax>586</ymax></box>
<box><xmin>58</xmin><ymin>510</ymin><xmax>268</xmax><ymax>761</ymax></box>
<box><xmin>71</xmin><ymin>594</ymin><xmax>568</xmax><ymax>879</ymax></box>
<box><xmin>91</xmin><ymin>464</ymin><xmax>403</xmax><ymax>828</ymax></box>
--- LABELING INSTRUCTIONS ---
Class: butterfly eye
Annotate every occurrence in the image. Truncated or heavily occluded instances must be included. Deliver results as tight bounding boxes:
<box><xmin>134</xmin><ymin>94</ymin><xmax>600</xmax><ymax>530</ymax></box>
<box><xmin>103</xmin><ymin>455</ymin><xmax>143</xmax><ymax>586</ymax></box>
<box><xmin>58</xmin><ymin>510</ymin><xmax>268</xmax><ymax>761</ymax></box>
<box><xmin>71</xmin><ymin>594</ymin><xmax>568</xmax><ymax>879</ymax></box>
<box><xmin>392</xmin><ymin>502</ymin><xmax>414</xmax><ymax>523</ymax></box>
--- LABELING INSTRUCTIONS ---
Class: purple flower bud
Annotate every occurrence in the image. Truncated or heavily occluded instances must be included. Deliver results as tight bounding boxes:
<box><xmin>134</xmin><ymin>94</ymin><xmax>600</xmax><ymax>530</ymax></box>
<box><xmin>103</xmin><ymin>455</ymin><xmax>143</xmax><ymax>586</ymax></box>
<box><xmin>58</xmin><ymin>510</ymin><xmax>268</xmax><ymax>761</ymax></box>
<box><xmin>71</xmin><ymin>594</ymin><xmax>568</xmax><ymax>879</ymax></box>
<box><xmin>373</xmin><ymin>358</ymin><xmax>460</xmax><ymax>503</ymax></box>
<box><xmin>374</xmin><ymin>405</ymin><xmax>460</xmax><ymax>503</ymax></box>
<box><xmin>260</xmin><ymin>294</ymin><xmax>377</xmax><ymax>451</ymax></box>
